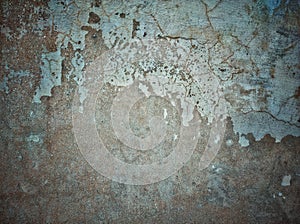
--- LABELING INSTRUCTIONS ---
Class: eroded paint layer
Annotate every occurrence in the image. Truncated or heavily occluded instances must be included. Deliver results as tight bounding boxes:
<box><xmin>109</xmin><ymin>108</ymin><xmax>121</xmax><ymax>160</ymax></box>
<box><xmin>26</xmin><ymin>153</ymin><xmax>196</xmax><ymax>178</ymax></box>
<box><xmin>1</xmin><ymin>0</ymin><xmax>299</xmax><ymax>146</ymax></box>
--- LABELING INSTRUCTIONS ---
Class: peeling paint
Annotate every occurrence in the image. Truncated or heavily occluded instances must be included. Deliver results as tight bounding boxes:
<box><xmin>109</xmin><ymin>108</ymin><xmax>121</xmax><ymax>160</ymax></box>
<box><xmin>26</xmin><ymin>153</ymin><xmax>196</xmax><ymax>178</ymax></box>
<box><xmin>30</xmin><ymin>0</ymin><xmax>300</xmax><ymax>145</ymax></box>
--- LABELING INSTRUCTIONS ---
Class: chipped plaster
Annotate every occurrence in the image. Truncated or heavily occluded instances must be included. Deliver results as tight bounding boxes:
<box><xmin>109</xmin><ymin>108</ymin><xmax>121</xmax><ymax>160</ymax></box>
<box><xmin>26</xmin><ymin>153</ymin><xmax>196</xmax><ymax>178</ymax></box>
<box><xmin>1</xmin><ymin>1</ymin><xmax>299</xmax><ymax>145</ymax></box>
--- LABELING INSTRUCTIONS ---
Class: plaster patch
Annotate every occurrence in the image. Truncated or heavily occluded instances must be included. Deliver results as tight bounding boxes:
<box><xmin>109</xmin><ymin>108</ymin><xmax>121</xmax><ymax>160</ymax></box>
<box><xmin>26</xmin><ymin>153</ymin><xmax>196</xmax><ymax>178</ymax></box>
<box><xmin>232</xmin><ymin>111</ymin><xmax>300</xmax><ymax>143</ymax></box>
<box><xmin>238</xmin><ymin>135</ymin><xmax>250</xmax><ymax>147</ymax></box>
<box><xmin>33</xmin><ymin>48</ymin><xmax>64</xmax><ymax>103</ymax></box>
<box><xmin>138</xmin><ymin>83</ymin><xmax>151</xmax><ymax>98</ymax></box>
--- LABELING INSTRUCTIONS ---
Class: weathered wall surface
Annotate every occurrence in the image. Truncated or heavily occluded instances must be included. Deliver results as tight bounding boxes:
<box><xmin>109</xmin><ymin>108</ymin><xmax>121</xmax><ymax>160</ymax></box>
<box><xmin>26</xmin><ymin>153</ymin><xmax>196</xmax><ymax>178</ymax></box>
<box><xmin>1</xmin><ymin>0</ymin><xmax>299</xmax><ymax>223</ymax></box>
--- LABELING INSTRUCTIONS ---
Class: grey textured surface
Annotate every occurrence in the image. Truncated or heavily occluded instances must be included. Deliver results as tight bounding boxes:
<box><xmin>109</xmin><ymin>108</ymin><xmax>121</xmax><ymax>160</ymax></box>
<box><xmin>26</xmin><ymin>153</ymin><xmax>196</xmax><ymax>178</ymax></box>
<box><xmin>1</xmin><ymin>0</ymin><xmax>300</xmax><ymax>223</ymax></box>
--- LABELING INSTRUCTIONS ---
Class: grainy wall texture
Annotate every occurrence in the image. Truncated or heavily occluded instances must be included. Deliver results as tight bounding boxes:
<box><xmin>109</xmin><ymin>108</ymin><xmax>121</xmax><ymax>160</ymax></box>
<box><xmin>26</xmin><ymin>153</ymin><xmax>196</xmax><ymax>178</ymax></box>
<box><xmin>1</xmin><ymin>0</ymin><xmax>299</xmax><ymax>223</ymax></box>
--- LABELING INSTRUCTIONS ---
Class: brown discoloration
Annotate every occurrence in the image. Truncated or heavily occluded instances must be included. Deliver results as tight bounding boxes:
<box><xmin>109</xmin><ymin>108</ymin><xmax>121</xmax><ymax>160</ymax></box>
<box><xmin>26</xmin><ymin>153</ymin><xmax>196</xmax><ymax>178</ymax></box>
<box><xmin>88</xmin><ymin>12</ymin><xmax>100</xmax><ymax>24</ymax></box>
<box><xmin>270</xmin><ymin>66</ymin><xmax>275</xmax><ymax>78</ymax></box>
<box><xmin>132</xmin><ymin>19</ymin><xmax>140</xmax><ymax>38</ymax></box>
<box><xmin>0</xmin><ymin>30</ymin><xmax>57</xmax><ymax>73</ymax></box>
<box><xmin>294</xmin><ymin>86</ymin><xmax>300</xmax><ymax>99</ymax></box>
<box><xmin>81</xmin><ymin>26</ymin><xmax>108</xmax><ymax>60</ymax></box>
<box><xmin>120</xmin><ymin>13</ymin><xmax>126</xmax><ymax>18</ymax></box>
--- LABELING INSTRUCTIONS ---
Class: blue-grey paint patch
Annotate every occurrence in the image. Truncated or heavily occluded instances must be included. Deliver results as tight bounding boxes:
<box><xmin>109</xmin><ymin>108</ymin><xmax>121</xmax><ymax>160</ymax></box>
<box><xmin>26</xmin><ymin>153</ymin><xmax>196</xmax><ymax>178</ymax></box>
<box><xmin>232</xmin><ymin>111</ymin><xmax>300</xmax><ymax>143</ymax></box>
<box><xmin>264</xmin><ymin>0</ymin><xmax>281</xmax><ymax>15</ymax></box>
<box><xmin>33</xmin><ymin>0</ymin><xmax>96</xmax><ymax>103</ymax></box>
<box><xmin>33</xmin><ymin>48</ymin><xmax>64</xmax><ymax>103</ymax></box>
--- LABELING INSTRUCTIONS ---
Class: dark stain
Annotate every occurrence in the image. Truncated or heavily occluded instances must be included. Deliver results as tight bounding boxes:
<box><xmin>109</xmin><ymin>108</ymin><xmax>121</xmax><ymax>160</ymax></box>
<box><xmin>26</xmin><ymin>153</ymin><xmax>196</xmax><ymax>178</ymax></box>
<box><xmin>120</xmin><ymin>13</ymin><xmax>126</xmax><ymax>18</ymax></box>
<box><xmin>218</xmin><ymin>68</ymin><xmax>227</xmax><ymax>72</ymax></box>
<box><xmin>270</xmin><ymin>67</ymin><xmax>275</xmax><ymax>78</ymax></box>
<box><xmin>91</xmin><ymin>0</ymin><xmax>101</xmax><ymax>7</ymax></box>
<box><xmin>88</xmin><ymin>12</ymin><xmax>100</xmax><ymax>24</ymax></box>
<box><xmin>239</xmin><ymin>86</ymin><xmax>252</xmax><ymax>95</ymax></box>
<box><xmin>294</xmin><ymin>86</ymin><xmax>300</xmax><ymax>99</ymax></box>
<box><xmin>132</xmin><ymin>19</ymin><xmax>140</xmax><ymax>38</ymax></box>
<box><xmin>276</xmin><ymin>29</ymin><xmax>289</xmax><ymax>38</ymax></box>
<box><xmin>244</xmin><ymin>4</ymin><xmax>251</xmax><ymax>15</ymax></box>
<box><xmin>81</xmin><ymin>26</ymin><xmax>108</xmax><ymax>59</ymax></box>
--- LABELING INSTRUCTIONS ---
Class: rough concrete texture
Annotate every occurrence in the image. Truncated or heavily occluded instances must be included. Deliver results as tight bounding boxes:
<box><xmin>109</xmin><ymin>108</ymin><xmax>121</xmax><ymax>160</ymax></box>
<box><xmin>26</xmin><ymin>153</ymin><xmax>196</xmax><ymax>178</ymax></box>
<box><xmin>1</xmin><ymin>0</ymin><xmax>300</xmax><ymax>223</ymax></box>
